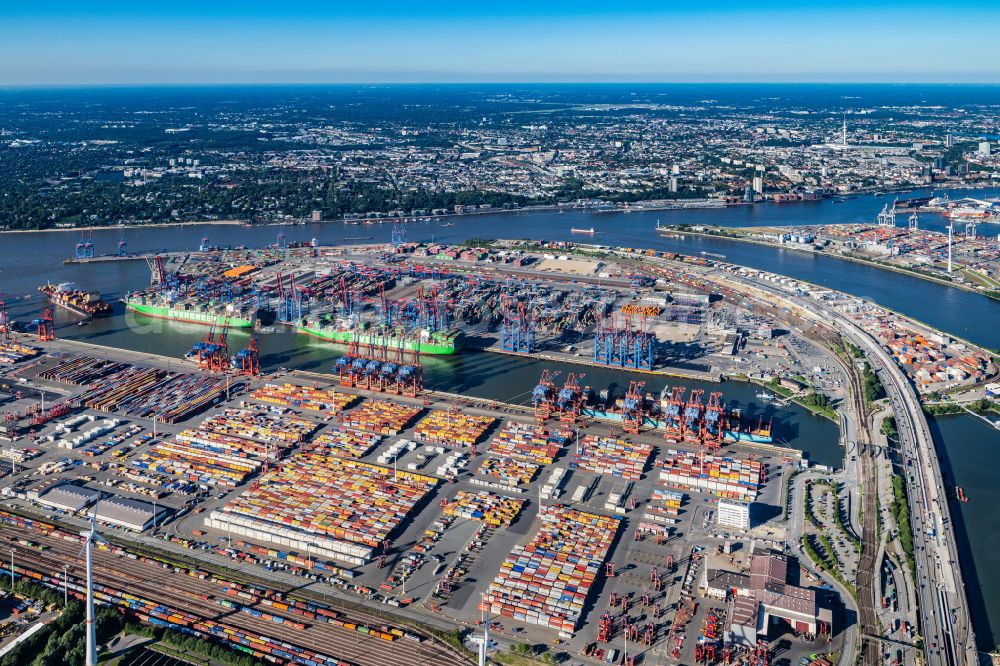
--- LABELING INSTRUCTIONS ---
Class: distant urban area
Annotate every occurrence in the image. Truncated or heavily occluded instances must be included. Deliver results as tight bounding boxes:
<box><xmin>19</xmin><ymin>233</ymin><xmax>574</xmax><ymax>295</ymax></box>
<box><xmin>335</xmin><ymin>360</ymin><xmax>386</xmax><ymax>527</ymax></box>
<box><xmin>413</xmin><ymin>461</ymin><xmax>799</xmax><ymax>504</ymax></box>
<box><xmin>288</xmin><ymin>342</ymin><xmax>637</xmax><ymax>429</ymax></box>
<box><xmin>3</xmin><ymin>85</ymin><xmax>1000</xmax><ymax>230</ymax></box>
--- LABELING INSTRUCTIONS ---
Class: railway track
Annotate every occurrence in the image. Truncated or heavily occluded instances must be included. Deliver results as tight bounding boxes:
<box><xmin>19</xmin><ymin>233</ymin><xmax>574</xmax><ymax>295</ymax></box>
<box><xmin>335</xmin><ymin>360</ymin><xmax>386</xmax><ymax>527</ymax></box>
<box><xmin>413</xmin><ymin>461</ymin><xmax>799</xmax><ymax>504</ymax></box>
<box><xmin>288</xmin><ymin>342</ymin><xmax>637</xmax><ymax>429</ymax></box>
<box><xmin>0</xmin><ymin>524</ymin><xmax>461</xmax><ymax>666</ymax></box>
<box><xmin>843</xmin><ymin>347</ymin><xmax>882</xmax><ymax>666</ymax></box>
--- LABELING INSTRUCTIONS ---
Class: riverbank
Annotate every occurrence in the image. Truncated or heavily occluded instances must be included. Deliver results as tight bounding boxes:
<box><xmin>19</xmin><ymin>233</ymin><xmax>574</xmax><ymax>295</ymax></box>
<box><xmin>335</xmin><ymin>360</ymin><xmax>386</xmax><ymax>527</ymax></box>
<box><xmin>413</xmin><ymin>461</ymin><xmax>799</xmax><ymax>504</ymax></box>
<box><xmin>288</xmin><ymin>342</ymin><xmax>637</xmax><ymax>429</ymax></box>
<box><xmin>654</xmin><ymin>227</ymin><xmax>1000</xmax><ymax>356</ymax></box>
<box><xmin>0</xmin><ymin>219</ymin><xmax>246</xmax><ymax>235</ymax></box>
<box><xmin>0</xmin><ymin>200</ymin><xmax>725</xmax><ymax>236</ymax></box>
<box><xmin>660</xmin><ymin>223</ymin><xmax>994</xmax><ymax>296</ymax></box>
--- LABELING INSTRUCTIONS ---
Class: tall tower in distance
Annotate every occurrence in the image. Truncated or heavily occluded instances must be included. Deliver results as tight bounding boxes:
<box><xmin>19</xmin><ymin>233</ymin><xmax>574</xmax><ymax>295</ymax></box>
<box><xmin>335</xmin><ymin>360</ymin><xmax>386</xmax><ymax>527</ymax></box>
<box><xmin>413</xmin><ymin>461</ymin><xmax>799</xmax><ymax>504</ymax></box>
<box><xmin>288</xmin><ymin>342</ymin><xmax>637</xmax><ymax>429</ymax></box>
<box><xmin>842</xmin><ymin>114</ymin><xmax>848</xmax><ymax>148</ymax></box>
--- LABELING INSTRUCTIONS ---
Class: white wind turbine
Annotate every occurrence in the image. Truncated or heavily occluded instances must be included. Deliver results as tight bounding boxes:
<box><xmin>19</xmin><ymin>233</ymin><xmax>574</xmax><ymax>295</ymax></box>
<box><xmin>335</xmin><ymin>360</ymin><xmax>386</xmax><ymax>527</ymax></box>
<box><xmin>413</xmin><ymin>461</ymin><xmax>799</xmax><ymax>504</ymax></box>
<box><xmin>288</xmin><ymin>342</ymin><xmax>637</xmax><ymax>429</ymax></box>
<box><xmin>80</xmin><ymin>499</ymin><xmax>106</xmax><ymax>666</ymax></box>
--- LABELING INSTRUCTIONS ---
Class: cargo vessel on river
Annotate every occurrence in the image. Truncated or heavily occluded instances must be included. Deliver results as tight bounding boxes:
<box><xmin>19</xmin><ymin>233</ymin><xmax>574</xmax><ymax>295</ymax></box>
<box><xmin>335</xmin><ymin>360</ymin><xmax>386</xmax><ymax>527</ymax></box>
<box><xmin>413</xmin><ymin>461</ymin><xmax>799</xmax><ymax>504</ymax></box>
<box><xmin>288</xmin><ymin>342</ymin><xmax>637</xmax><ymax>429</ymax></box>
<box><xmin>124</xmin><ymin>295</ymin><xmax>254</xmax><ymax>328</ymax></box>
<box><xmin>39</xmin><ymin>283</ymin><xmax>112</xmax><ymax>318</ymax></box>
<box><xmin>299</xmin><ymin>320</ymin><xmax>463</xmax><ymax>355</ymax></box>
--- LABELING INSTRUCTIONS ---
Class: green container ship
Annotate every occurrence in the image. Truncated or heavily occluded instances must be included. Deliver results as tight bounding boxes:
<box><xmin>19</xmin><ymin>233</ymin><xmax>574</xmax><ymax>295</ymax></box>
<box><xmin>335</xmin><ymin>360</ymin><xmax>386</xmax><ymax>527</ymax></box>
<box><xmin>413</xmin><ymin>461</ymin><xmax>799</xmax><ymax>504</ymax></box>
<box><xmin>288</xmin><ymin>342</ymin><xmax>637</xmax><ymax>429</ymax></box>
<box><xmin>125</xmin><ymin>296</ymin><xmax>255</xmax><ymax>328</ymax></box>
<box><xmin>298</xmin><ymin>321</ymin><xmax>464</xmax><ymax>355</ymax></box>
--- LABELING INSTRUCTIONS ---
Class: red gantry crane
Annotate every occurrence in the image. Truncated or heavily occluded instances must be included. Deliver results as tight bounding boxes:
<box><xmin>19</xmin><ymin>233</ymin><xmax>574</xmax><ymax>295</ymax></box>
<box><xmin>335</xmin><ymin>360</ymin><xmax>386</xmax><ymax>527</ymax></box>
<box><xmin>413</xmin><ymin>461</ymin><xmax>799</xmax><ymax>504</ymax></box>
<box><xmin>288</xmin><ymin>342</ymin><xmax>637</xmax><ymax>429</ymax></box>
<box><xmin>0</xmin><ymin>293</ymin><xmax>9</xmax><ymax>341</ymax></box>
<box><xmin>36</xmin><ymin>307</ymin><xmax>55</xmax><ymax>342</ymax></box>
<box><xmin>531</xmin><ymin>369</ymin><xmax>560</xmax><ymax>423</ymax></box>
<box><xmin>556</xmin><ymin>372</ymin><xmax>585</xmax><ymax>424</ymax></box>
<box><xmin>621</xmin><ymin>380</ymin><xmax>645</xmax><ymax>434</ymax></box>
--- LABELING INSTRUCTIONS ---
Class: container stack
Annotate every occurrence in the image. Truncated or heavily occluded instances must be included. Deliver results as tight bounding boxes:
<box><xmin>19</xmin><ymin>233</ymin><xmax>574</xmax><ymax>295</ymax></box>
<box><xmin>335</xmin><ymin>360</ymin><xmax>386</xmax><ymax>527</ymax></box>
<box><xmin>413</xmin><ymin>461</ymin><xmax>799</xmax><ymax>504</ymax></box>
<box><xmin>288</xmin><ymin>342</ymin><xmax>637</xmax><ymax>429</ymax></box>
<box><xmin>477</xmin><ymin>457</ymin><xmax>540</xmax><ymax>487</ymax></box>
<box><xmin>130</xmin><ymin>407</ymin><xmax>314</xmax><ymax>487</ymax></box>
<box><xmin>571</xmin><ymin>435</ymin><xmax>652</xmax><ymax>480</ymax></box>
<box><xmin>539</xmin><ymin>467</ymin><xmax>568</xmax><ymax>500</ymax></box>
<box><xmin>635</xmin><ymin>522</ymin><xmax>670</xmax><ymax>538</ymax></box>
<box><xmin>207</xmin><ymin>454</ymin><xmax>438</xmax><ymax>564</ymax></box>
<box><xmin>311</xmin><ymin>427</ymin><xmax>384</xmax><ymax>459</ymax></box>
<box><xmin>131</xmin><ymin>440</ymin><xmax>260</xmax><ymax>488</ymax></box>
<box><xmin>199</xmin><ymin>408</ymin><xmax>319</xmax><ymax>444</ymax></box>
<box><xmin>488</xmin><ymin>423</ymin><xmax>572</xmax><ymax>464</ymax></box>
<box><xmin>251</xmin><ymin>383</ymin><xmax>359</xmax><ymax>413</ymax></box>
<box><xmin>0</xmin><ymin>342</ymin><xmax>40</xmax><ymax>365</ymax></box>
<box><xmin>174</xmin><ymin>429</ymin><xmax>285</xmax><ymax>461</ymax></box>
<box><xmin>234</xmin><ymin>541</ymin><xmax>355</xmax><ymax>578</ymax></box>
<box><xmin>485</xmin><ymin>506</ymin><xmax>620</xmax><ymax>634</ymax></box>
<box><xmin>342</xmin><ymin>400</ymin><xmax>422</xmax><ymax>435</ymax></box>
<box><xmin>442</xmin><ymin>491</ymin><xmax>525</xmax><ymax>527</ymax></box>
<box><xmin>413</xmin><ymin>410</ymin><xmax>495</xmax><ymax>447</ymax></box>
<box><xmin>645</xmin><ymin>489</ymin><xmax>684</xmax><ymax>524</ymax></box>
<box><xmin>658</xmin><ymin>449</ymin><xmax>764</xmax><ymax>501</ymax></box>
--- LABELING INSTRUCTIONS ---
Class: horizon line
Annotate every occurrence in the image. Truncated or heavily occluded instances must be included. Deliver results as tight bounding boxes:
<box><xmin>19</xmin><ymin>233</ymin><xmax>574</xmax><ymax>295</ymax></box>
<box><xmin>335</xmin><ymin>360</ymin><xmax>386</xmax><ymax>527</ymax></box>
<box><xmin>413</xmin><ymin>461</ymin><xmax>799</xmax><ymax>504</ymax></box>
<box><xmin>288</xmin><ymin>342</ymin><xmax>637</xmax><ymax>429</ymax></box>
<box><xmin>3</xmin><ymin>80</ymin><xmax>1000</xmax><ymax>89</ymax></box>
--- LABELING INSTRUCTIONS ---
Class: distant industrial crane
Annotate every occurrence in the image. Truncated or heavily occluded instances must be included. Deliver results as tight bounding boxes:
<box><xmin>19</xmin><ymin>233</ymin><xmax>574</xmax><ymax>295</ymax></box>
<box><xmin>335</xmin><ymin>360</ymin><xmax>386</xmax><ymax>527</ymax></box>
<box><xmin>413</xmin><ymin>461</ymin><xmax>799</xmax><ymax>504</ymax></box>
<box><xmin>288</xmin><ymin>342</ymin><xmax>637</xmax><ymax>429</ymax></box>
<box><xmin>876</xmin><ymin>203</ymin><xmax>896</xmax><ymax>228</ymax></box>
<box><xmin>947</xmin><ymin>220</ymin><xmax>954</xmax><ymax>273</ymax></box>
<box><xmin>966</xmin><ymin>221</ymin><xmax>977</xmax><ymax>241</ymax></box>
<box><xmin>75</xmin><ymin>230</ymin><xmax>95</xmax><ymax>260</ymax></box>
<box><xmin>391</xmin><ymin>221</ymin><xmax>407</xmax><ymax>246</ymax></box>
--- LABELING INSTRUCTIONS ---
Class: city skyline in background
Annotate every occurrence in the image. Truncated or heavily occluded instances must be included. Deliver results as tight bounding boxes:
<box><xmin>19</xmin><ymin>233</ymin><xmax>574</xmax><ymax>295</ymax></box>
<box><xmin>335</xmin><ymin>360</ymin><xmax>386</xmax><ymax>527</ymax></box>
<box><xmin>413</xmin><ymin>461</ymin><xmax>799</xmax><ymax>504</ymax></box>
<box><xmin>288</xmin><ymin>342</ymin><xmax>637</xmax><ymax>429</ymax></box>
<box><xmin>2</xmin><ymin>0</ymin><xmax>1000</xmax><ymax>85</ymax></box>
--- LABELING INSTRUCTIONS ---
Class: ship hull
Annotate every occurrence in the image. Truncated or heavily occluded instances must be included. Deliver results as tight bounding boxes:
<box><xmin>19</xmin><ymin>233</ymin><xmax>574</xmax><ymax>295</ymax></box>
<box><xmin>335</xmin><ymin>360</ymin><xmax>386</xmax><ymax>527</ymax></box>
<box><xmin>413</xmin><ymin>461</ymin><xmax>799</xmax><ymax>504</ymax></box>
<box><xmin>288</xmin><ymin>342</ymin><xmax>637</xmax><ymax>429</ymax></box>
<box><xmin>722</xmin><ymin>430</ymin><xmax>774</xmax><ymax>444</ymax></box>
<box><xmin>40</xmin><ymin>286</ymin><xmax>111</xmax><ymax>318</ymax></box>
<box><xmin>297</xmin><ymin>325</ymin><xmax>462</xmax><ymax>355</ymax></box>
<box><xmin>48</xmin><ymin>301</ymin><xmax>109</xmax><ymax>319</ymax></box>
<box><xmin>125</xmin><ymin>302</ymin><xmax>254</xmax><ymax>328</ymax></box>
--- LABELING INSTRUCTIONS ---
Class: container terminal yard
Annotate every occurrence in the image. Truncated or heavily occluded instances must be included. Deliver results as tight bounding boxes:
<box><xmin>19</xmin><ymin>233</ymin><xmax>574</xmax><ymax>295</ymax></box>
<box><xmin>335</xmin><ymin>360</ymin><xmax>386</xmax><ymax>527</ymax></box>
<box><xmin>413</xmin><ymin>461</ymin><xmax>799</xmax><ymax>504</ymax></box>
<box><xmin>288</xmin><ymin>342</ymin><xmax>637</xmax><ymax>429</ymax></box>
<box><xmin>119</xmin><ymin>240</ymin><xmax>727</xmax><ymax>379</ymax></box>
<box><xmin>0</xmin><ymin>239</ymin><xmax>985</xmax><ymax>666</ymax></box>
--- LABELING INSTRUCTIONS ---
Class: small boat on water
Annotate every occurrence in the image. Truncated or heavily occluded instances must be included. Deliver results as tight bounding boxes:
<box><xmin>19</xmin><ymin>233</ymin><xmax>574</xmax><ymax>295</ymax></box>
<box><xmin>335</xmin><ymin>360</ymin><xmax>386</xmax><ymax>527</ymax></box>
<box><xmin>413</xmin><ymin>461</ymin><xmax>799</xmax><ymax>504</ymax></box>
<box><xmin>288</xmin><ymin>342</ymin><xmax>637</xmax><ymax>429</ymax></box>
<box><xmin>700</xmin><ymin>251</ymin><xmax>727</xmax><ymax>259</ymax></box>
<box><xmin>755</xmin><ymin>391</ymin><xmax>774</xmax><ymax>401</ymax></box>
<box><xmin>956</xmin><ymin>486</ymin><xmax>969</xmax><ymax>502</ymax></box>
<box><xmin>570</xmin><ymin>227</ymin><xmax>596</xmax><ymax>234</ymax></box>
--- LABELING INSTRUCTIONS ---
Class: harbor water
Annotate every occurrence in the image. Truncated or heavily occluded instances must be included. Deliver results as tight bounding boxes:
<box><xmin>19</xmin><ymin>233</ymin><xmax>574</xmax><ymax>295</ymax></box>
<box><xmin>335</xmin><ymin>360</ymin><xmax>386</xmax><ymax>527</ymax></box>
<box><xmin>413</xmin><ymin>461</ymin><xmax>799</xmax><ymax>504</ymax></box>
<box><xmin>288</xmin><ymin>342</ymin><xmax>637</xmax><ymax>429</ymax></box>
<box><xmin>2</xmin><ymin>187</ymin><xmax>999</xmax><ymax>648</ymax></box>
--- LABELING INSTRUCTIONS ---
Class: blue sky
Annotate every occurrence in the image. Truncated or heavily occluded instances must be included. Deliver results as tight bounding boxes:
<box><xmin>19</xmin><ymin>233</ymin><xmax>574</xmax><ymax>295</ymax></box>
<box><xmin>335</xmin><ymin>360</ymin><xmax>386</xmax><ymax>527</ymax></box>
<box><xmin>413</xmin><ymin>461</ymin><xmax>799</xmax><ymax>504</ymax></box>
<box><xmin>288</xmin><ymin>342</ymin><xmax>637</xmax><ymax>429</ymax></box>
<box><xmin>1</xmin><ymin>1</ymin><xmax>998</xmax><ymax>84</ymax></box>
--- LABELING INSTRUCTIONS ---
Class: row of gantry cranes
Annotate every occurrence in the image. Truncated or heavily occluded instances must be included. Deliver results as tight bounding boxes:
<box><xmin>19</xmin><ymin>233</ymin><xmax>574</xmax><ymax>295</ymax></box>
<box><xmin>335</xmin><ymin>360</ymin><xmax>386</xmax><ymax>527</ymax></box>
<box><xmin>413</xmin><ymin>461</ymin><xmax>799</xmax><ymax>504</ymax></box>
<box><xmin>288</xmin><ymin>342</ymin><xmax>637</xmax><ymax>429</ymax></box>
<box><xmin>502</xmin><ymin>302</ymin><xmax>656</xmax><ymax>372</ymax></box>
<box><xmin>529</xmin><ymin>369</ymin><xmax>730</xmax><ymax>449</ymax></box>
<box><xmin>333</xmin><ymin>331</ymin><xmax>423</xmax><ymax>397</ymax></box>
<box><xmin>185</xmin><ymin>316</ymin><xmax>261</xmax><ymax>376</ymax></box>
